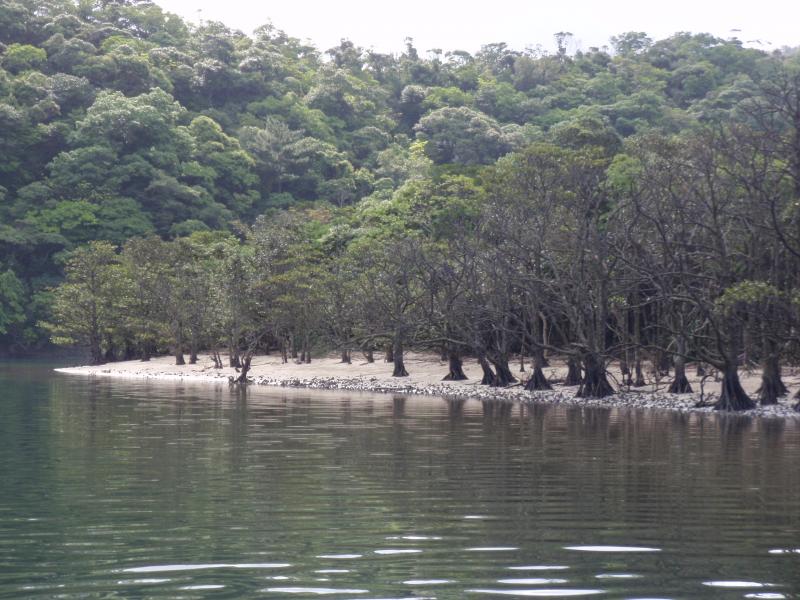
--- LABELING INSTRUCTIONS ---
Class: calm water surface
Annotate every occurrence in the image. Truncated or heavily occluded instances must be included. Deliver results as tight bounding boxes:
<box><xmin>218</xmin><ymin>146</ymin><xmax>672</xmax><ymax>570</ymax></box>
<box><xmin>0</xmin><ymin>360</ymin><xmax>799</xmax><ymax>599</ymax></box>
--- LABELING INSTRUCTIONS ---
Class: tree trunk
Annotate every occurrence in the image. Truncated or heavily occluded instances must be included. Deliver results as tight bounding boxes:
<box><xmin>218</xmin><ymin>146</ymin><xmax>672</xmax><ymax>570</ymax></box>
<box><xmin>280</xmin><ymin>339</ymin><xmax>288</xmax><ymax>364</ymax></box>
<box><xmin>89</xmin><ymin>335</ymin><xmax>103</xmax><ymax>366</ymax></box>
<box><xmin>341</xmin><ymin>348</ymin><xmax>351</xmax><ymax>363</ymax></box>
<box><xmin>564</xmin><ymin>357</ymin><xmax>582</xmax><ymax>386</ymax></box>
<box><xmin>631</xmin><ymin>305</ymin><xmax>644</xmax><ymax>387</ymax></box>
<box><xmin>392</xmin><ymin>331</ymin><xmax>408</xmax><ymax>377</ymax></box>
<box><xmin>104</xmin><ymin>340</ymin><xmax>116</xmax><ymax>363</ymax></box>
<box><xmin>669</xmin><ymin>356</ymin><xmax>693</xmax><ymax>393</ymax></box>
<box><xmin>363</xmin><ymin>347</ymin><xmax>374</xmax><ymax>363</ymax></box>
<box><xmin>478</xmin><ymin>356</ymin><xmax>496</xmax><ymax>386</ymax></box>
<box><xmin>304</xmin><ymin>334</ymin><xmax>311</xmax><ymax>363</ymax></box>
<box><xmin>228</xmin><ymin>339</ymin><xmax>240</xmax><ymax>368</ymax></box>
<box><xmin>442</xmin><ymin>350</ymin><xmax>468</xmax><ymax>381</ymax></box>
<box><xmin>488</xmin><ymin>355</ymin><xmax>516</xmax><ymax>387</ymax></box>
<box><xmin>619</xmin><ymin>358</ymin><xmax>631</xmax><ymax>386</ymax></box>
<box><xmin>385</xmin><ymin>344</ymin><xmax>394</xmax><ymax>363</ymax></box>
<box><xmin>696</xmin><ymin>362</ymin><xmax>706</xmax><ymax>377</ymax></box>
<box><xmin>540</xmin><ymin>314</ymin><xmax>550</xmax><ymax>366</ymax></box>
<box><xmin>669</xmin><ymin>337</ymin><xmax>692</xmax><ymax>393</ymax></box>
<box><xmin>657</xmin><ymin>350</ymin><xmax>671</xmax><ymax>376</ymax></box>
<box><xmin>122</xmin><ymin>340</ymin><xmax>136</xmax><ymax>361</ymax></box>
<box><xmin>189</xmin><ymin>333</ymin><xmax>198</xmax><ymax>365</ymax></box>
<box><xmin>757</xmin><ymin>354</ymin><xmax>787</xmax><ymax>406</ymax></box>
<box><xmin>633</xmin><ymin>360</ymin><xmax>646</xmax><ymax>387</ymax></box>
<box><xmin>235</xmin><ymin>353</ymin><xmax>252</xmax><ymax>384</ymax></box>
<box><xmin>715</xmin><ymin>364</ymin><xmax>755</xmax><ymax>411</ymax></box>
<box><xmin>524</xmin><ymin>347</ymin><xmax>552</xmax><ymax>391</ymax></box>
<box><xmin>576</xmin><ymin>354</ymin><xmax>614</xmax><ymax>398</ymax></box>
<box><xmin>140</xmin><ymin>344</ymin><xmax>151</xmax><ymax>362</ymax></box>
<box><xmin>174</xmin><ymin>328</ymin><xmax>185</xmax><ymax>365</ymax></box>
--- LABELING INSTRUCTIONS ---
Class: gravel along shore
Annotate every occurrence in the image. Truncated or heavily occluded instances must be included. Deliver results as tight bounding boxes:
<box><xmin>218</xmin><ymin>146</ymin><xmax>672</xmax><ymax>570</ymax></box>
<box><xmin>56</xmin><ymin>353</ymin><xmax>800</xmax><ymax>420</ymax></box>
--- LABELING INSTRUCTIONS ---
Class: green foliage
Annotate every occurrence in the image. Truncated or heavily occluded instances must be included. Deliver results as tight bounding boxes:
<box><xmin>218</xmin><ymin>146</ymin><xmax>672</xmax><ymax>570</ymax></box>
<box><xmin>414</xmin><ymin>106</ymin><xmax>511</xmax><ymax>164</ymax></box>
<box><xmin>0</xmin><ymin>0</ymin><xmax>797</xmax><ymax>356</ymax></box>
<box><xmin>2</xmin><ymin>44</ymin><xmax>47</xmax><ymax>74</ymax></box>
<box><xmin>0</xmin><ymin>270</ymin><xmax>25</xmax><ymax>335</ymax></box>
<box><xmin>42</xmin><ymin>241</ymin><xmax>120</xmax><ymax>362</ymax></box>
<box><xmin>716</xmin><ymin>281</ymin><xmax>784</xmax><ymax>314</ymax></box>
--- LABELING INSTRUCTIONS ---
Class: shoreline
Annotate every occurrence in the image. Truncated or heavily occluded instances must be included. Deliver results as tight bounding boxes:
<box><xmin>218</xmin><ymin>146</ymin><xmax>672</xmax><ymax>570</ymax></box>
<box><xmin>55</xmin><ymin>353</ymin><xmax>800</xmax><ymax>420</ymax></box>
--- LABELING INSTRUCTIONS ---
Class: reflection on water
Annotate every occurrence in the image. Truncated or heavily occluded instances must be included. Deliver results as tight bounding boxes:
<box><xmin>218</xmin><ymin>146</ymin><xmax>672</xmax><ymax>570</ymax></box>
<box><xmin>0</xmin><ymin>360</ymin><xmax>799</xmax><ymax>598</ymax></box>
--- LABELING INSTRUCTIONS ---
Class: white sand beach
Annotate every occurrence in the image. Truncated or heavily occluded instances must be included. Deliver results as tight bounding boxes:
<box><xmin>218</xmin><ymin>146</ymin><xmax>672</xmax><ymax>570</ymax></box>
<box><xmin>56</xmin><ymin>352</ymin><xmax>800</xmax><ymax>419</ymax></box>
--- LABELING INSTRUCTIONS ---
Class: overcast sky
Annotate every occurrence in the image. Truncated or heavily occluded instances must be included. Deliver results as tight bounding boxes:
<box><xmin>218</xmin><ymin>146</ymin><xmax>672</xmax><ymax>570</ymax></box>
<box><xmin>155</xmin><ymin>0</ymin><xmax>799</xmax><ymax>55</ymax></box>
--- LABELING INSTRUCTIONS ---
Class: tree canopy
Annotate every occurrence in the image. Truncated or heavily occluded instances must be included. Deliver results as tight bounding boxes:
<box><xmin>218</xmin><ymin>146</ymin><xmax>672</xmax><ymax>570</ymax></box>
<box><xmin>4</xmin><ymin>1</ymin><xmax>800</xmax><ymax>410</ymax></box>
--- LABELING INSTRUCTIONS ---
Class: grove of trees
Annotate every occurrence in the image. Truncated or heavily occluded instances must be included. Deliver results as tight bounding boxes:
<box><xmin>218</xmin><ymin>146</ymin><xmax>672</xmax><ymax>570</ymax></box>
<box><xmin>2</xmin><ymin>1</ymin><xmax>800</xmax><ymax>410</ymax></box>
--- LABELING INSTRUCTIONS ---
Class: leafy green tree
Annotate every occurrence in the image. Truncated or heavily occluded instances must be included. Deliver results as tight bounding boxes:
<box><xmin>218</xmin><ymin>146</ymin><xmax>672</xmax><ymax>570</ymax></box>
<box><xmin>2</xmin><ymin>44</ymin><xmax>46</xmax><ymax>74</ymax></box>
<box><xmin>414</xmin><ymin>106</ymin><xmax>511</xmax><ymax>164</ymax></box>
<box><xmin>44</xmin><ymin>241</ymin><xmax>121</xmax><ymax>364</ymax></box>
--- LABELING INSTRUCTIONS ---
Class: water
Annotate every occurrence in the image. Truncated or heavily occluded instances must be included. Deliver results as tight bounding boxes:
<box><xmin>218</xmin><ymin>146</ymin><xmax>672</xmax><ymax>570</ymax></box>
<box><xmin>0</xmin><ymin>360</ymin><xmax>799</xmax><ymax>599</ymax></box>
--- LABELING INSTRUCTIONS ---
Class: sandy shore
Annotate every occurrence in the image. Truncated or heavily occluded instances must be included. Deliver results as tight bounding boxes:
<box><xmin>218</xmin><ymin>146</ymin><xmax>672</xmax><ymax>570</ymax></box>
<box><xmin>56</xmin><ymin>352</ymin><xmax>800</xmax><ymax>419</ymax></box>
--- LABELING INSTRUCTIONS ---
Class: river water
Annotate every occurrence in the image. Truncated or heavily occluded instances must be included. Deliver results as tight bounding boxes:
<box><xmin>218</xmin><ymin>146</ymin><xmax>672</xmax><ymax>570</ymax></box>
<box><xmin>0</xmin><ymin>360</ymin><xmax>798</xmax><ymax>599</ymax></box>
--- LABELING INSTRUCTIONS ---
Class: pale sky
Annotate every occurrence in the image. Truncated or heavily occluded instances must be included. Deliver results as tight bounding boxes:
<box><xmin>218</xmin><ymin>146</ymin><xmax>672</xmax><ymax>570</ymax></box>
<box><xmin>155</xmin><ymin>0</ymin><xmax>799</xmax><ymax>55</ymax></box>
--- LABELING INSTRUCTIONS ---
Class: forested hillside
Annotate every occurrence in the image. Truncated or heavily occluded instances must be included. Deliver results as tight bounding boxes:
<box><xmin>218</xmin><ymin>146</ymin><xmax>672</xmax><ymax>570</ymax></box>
<box><xmin>3</xmin><ymin>0</ymin><xmax>800</xmax><ymax>408</ymax></box>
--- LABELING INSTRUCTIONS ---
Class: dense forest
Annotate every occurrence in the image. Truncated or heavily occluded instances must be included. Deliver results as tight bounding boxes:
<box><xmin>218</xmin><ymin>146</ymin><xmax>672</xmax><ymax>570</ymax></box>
<box><xmin>2</xmin><ymin>0</ymin><xmax>800</xmax><ymax>410</ymax></box>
